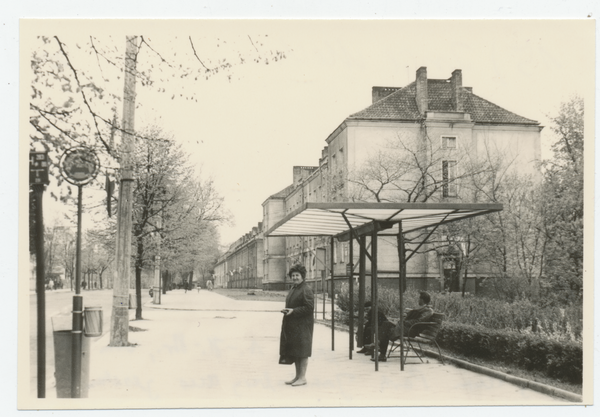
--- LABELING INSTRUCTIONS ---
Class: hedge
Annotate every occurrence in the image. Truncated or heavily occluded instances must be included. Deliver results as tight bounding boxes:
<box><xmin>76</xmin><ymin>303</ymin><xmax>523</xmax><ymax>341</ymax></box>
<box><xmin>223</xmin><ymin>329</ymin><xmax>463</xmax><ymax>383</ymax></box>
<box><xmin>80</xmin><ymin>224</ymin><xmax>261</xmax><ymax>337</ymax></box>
<box><xmin>336</xmin><ymin>284</ymin><xmax>582</xmax><ymax>341</ymax></box>
<box><xmin>437</xmin><ymin>322</ymin><xmax>583</xmax><ymax>384</ymax></box>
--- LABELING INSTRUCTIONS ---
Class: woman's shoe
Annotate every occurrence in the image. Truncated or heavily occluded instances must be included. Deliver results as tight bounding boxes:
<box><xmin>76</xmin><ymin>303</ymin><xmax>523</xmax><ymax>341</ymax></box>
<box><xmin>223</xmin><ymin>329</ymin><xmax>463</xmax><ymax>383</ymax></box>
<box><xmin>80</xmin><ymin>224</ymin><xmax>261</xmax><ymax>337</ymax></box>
<box><xmin>370</xmin><ymin>355</ymin><xmax>387</xmax><ymax>362</ymax></box>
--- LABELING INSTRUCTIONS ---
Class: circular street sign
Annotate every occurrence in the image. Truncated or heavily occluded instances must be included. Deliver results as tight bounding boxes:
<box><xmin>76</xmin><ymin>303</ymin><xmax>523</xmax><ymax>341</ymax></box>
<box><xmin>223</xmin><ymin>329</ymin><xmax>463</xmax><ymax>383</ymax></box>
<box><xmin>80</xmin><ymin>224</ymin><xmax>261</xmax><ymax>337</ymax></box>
<box><xmin>60</xmin><ymin>147</ymin><xmax>100</xmax><ymax>186</ymax></box>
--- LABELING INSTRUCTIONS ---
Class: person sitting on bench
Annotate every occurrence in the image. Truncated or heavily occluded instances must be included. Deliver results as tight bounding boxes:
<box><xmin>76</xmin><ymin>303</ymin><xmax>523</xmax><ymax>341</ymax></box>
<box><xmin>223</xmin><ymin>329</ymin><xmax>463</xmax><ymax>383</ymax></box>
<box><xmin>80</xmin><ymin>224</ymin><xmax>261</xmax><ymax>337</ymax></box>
<box><xmin>356</xmin><ymin>301</ymin><xmax>391</xmax><ymax>354</ymax></box>
<box><xmin>369</xmin><ymin>291</ymin><xmax>434</xmax><ymax>362</ymax></box>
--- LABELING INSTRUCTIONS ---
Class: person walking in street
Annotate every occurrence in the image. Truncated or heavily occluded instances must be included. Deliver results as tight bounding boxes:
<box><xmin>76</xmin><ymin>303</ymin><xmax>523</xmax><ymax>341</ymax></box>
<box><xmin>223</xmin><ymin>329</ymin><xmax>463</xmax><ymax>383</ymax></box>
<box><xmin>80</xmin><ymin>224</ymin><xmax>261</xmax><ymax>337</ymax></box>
<box><xmin>279</xmin><ymin>264</ymin><xmax>314</xmax><ymax>387</ymax></box>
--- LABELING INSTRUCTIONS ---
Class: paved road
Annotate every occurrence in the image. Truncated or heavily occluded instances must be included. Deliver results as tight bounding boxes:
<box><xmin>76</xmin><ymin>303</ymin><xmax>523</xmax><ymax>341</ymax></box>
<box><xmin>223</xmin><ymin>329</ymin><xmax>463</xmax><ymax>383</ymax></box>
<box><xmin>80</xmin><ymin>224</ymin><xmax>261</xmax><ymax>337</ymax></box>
<box><xmin>25</xmin><ymin>289</ymin><xmax>570</xmax><ymax>409</ymax></box>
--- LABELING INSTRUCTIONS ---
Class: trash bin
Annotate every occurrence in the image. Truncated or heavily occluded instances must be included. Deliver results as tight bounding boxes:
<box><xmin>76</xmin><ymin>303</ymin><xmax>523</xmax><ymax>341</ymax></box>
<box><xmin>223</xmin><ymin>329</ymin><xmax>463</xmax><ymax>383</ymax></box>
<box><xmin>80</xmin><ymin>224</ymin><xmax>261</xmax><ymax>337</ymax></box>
<box><xmin>52</xmin><ymin>316</ymin><xmax>90</xmax><ymax>398</ymax></box>
<box><xmin>84</xmin><ymin>306</ymin><xmax>103</xmax><ymax>337</ymax></box>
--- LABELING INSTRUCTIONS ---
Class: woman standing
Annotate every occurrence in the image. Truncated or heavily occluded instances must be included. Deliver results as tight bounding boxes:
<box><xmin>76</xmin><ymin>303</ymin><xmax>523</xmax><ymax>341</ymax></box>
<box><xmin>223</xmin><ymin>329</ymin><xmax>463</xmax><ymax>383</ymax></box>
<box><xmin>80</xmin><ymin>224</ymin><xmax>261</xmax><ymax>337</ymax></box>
<box><xmin>279</xmin><ymin>264</ymin><xmax>314</xmax><ymax>386</ymax></box>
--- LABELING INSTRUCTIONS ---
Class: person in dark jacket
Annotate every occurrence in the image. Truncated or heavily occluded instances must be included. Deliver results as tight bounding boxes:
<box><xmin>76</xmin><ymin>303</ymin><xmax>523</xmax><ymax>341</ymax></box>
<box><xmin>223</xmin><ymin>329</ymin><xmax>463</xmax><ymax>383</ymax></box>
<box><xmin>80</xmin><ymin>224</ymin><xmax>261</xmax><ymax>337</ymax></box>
<box><xmin>357</xmin><ymin>301</ymin><xmax>391</xmax><ymax>354</ymax></box>
<box><xmin>369</xmin><ymin>291</ymin><xmax>434</xmax><ymax>362</ymax></box>
<box><xmin>279</xmin><ymin>264</ymin><xmax>314</xmax><ymax>387</ymax></box>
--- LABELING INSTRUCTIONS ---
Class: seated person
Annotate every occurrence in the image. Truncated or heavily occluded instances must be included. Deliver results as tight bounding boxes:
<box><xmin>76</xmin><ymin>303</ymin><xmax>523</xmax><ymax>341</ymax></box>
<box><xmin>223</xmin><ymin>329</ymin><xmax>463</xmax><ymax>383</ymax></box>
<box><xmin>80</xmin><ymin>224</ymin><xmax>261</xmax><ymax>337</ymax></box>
<box><xmin>357</xmin><ymin>301</ymin><xmax>391</xmax><ymax>354</ymax></box>
<box><xmin>370</xmin><ymin>291</ymin><xmax>434</xmax><ymax>362</ymax></box>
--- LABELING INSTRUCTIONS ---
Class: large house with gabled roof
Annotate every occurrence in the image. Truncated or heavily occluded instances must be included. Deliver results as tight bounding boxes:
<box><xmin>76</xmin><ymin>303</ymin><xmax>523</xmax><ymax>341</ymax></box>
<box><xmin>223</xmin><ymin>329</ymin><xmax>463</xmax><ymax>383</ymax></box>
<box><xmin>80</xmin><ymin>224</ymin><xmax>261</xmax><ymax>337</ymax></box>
<box><xmin>215</xmin><ymin>67</ymin><xmax>542</xmax><ymax>292</ymax></box>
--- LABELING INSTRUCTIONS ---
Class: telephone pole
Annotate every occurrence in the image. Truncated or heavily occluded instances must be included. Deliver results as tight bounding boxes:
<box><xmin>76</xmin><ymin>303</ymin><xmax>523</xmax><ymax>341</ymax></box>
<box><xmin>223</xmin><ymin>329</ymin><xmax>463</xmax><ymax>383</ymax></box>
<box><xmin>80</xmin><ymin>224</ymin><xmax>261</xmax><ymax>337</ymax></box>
<box><xmin>110</xmin><ymin>36</ymin><xmax>137</xmax><ymax>346</ymax></box>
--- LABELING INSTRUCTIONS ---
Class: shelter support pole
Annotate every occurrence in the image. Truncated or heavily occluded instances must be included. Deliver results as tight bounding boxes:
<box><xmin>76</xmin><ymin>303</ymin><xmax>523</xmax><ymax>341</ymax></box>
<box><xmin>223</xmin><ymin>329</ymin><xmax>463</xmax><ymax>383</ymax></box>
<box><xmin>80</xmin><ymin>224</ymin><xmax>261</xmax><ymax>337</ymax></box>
<box><xmin>398</xmin><ymin>221</ymin><xmax>405</xmax><ymax>371</ymax></box>
<box><xmin>341</xmin><ymin>213</ymin><xmax>357</xmax><ymax>359</ymax></box>
<box><xmin>348</xmin><ymin>234</ymin><xmax>354</xmax><ymax>359</ymax></box>
<box><xmin>330</xmin><ymin>237</ymin><xmax>335</xmax><ymax>351</ymax></box>
<box><xmin>321</xmin><ymin>270</ymin><xmax>326</xmax><ymax>320</ymax></box>
<box><xmin>357</xmin><ymin>236</ymin><xmax>366</xmax><ymax>348</ymax></box>
<box><xmin>404</xmin><ymin>213</ymin><xmax>449</xmax><ymax>263</ymax></box>
<box><xmin>372</xmin><ymin>225</ymin><xmax>379</xmax><ymax>371</ymax></box>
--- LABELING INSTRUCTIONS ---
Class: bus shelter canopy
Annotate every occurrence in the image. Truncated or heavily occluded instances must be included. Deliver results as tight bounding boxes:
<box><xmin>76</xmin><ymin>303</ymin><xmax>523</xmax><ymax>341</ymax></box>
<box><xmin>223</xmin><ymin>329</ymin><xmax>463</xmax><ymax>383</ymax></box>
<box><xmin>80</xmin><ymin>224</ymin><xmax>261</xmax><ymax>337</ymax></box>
<box><xmin>265</xmin><ymin>202</ymin><xmax>503</xmax><ymax>238</ymax></box>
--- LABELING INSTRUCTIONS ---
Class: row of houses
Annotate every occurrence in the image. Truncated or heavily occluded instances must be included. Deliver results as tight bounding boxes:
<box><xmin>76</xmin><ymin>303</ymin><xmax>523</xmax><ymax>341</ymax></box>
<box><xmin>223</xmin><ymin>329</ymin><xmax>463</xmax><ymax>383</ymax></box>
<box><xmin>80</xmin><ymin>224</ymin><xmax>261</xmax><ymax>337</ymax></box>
<box><xmin>214</xmin><ymin>67</ymin><xmax>542</xmax><ymax>293</ymax></box>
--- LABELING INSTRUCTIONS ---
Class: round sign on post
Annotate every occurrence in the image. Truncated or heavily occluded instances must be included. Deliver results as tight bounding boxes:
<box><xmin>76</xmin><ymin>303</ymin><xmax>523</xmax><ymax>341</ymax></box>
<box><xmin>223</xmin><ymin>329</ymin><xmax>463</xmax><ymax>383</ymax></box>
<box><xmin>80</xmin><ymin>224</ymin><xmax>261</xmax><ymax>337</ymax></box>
<box><xmin>59</xmin><ymin>147</ymin><xmax>100</xmax><ymax>186</ymax></box>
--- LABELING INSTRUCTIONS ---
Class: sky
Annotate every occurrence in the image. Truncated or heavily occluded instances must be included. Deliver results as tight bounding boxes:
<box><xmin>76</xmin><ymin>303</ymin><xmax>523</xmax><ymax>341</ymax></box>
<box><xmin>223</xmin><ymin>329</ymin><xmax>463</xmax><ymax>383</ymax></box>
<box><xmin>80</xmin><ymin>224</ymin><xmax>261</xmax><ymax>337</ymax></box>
<box><xmin>18</xmin><ymin>19</ymin><xmax>595</xmax><ymax>247</ymax></box>
<box><xmin>4</xmin><ymin>2</ymin><xmax>599</xmax><ymax>415</ymax></box>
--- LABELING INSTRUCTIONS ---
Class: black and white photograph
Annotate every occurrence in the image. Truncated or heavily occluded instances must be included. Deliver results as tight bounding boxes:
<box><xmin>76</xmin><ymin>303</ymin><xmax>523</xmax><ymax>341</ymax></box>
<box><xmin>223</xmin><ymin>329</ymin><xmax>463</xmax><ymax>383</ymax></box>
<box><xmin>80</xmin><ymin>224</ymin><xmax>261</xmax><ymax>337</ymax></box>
<box><xmin>5</xmin><ymin>4</ymin><xmax>596</xmax><ymax>415</ymax></box>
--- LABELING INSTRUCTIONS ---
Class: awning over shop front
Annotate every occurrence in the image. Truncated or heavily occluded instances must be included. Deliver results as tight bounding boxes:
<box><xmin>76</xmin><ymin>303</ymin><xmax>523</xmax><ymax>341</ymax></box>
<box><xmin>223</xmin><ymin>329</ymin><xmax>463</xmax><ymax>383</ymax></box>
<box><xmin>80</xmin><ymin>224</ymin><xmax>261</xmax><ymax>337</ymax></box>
<box><xmin>265</xmin><ymin>202</ymin><xmax>503</xmax><ymax>238</ymax></box>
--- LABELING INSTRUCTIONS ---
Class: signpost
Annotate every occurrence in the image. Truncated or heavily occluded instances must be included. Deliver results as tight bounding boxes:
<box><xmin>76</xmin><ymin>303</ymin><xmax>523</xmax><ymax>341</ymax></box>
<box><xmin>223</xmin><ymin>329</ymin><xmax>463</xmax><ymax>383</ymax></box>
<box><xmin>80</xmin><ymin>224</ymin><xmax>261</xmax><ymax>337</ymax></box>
<box><xmin>59</xmin><ymin>147</ymin><xmax>99</xmax><ymax>398</ymax></box>
<box><xmin>30</xmin><ymin>151</ymin><xmax>49</xmax><ymax>398</ymax></box>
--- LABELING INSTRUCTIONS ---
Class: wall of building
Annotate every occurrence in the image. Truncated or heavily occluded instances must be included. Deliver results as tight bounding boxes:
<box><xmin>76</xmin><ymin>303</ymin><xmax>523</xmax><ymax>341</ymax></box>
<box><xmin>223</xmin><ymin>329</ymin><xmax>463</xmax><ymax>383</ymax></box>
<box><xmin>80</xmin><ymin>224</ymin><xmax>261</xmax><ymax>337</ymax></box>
<box><xmin>218</xmin><ymin>70</ymin><xmax>542</xmax><ymax>295</ymax></box>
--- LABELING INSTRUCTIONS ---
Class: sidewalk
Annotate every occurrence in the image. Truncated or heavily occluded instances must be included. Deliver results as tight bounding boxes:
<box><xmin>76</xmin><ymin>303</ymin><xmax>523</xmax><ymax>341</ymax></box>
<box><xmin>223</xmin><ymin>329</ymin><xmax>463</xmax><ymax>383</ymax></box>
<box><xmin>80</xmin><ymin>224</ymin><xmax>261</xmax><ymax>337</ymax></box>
<box><xmin>43</xmin><ymin>289</ymin><xmax>570</xmax><ymax>408</ymax></box>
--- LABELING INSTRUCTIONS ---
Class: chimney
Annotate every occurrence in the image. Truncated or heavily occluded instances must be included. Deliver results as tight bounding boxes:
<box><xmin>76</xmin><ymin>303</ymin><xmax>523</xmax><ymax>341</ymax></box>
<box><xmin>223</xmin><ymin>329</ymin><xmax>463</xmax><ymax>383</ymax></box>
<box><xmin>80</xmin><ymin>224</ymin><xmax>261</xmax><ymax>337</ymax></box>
<box><xmin>293</xmin><ymin>166</ymin><xmax>303</xmax><ymax>187</ymax></box>
<box><xmin>372</xmin><ymin>86</ymin><xmax>400</xmax><ymax>104</ymax></box>
<box><xmin>451</xmin><ymin>69</ymin><xmax>464</xmax><ymax>112</ymax></box>
<box><xmin>415</xmin><ymin>67</ymin><xmax>428</xmax><ymax>115</ymax></box>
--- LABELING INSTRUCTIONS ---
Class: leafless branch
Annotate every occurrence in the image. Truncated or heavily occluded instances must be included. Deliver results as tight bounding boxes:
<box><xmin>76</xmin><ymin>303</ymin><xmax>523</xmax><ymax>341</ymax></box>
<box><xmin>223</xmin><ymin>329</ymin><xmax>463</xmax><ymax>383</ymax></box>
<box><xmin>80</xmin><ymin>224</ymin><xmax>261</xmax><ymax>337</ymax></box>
<box><xmin>54</xmin><ymin>36</ymin><xmax>112</xmax><ymax>154</ymax></box>
<box><xmin>188</xmin><ymin>36</ymin><xmax>210</xmax><ymax>71</ymax></box>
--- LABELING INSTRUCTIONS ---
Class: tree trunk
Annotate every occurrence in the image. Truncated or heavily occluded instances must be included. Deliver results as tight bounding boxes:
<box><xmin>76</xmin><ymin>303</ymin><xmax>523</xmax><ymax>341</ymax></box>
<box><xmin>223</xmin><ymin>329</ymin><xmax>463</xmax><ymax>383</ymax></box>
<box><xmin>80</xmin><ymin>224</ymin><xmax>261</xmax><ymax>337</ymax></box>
<box><xmin>162</xmin><ymin>270</ymin><xmax>168</xmax><ymax>294</ymax></box>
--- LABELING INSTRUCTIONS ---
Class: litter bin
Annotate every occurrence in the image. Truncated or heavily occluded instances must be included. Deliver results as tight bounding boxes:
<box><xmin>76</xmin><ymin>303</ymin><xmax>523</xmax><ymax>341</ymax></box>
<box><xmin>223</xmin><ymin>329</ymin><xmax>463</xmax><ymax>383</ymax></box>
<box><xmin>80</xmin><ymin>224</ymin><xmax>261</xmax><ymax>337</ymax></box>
<box><xmin>84</xmin><ymin>306</ymin><xmax>103</xmax><ymax>337</ymax></box>
<box><xmin>52</xmin><ymin>315</ymin><xmax>90</xmax><ymax>398</ymax></box>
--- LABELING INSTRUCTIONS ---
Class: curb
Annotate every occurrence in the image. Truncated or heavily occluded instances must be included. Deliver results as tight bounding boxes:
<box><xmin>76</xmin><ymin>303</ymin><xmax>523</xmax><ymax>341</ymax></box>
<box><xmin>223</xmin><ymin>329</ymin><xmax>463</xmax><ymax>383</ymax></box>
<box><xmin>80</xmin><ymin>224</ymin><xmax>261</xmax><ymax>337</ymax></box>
<box><xmin>418</xmin><ymin>348</ymin><xmax>583</xmax><ymax>403</ymax></box>
<box><xmin>316</xmin><ymin>319</ymin><xmax>582</xmax><ymax>403</ymax></box>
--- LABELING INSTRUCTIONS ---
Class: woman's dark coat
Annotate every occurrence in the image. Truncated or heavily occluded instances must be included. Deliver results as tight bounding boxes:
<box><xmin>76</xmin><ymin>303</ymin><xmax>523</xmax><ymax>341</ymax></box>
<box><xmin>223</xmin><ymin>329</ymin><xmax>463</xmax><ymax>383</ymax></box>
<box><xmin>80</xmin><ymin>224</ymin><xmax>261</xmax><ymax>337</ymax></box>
<box><xmin>279</xmin><ymin>280</ymin><xmax>314</xmax><ymax>358</ymax></box>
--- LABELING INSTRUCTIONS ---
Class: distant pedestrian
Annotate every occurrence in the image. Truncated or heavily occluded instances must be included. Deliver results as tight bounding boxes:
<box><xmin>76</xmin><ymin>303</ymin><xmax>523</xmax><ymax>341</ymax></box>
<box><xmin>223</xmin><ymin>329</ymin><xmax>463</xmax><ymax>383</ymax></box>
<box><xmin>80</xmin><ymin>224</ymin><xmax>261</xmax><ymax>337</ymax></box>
<box><xmin>197</xmin><ymin>283</ymin><xmax>201</xmax><ymax>292</ymax></box>
<box><xmin>206</xmin><ymin>280</ymin><xmax>213</xmax><ymax>291</ymax></box>
<box><xmin>48</xmin><ymin>279</ymin><xmax>54</xmax><ymax>291</ymax></box>
<box><xmin>279</xmin><ymin>264</ymin><xmax>314</xmax><ymax>387</ymax></box>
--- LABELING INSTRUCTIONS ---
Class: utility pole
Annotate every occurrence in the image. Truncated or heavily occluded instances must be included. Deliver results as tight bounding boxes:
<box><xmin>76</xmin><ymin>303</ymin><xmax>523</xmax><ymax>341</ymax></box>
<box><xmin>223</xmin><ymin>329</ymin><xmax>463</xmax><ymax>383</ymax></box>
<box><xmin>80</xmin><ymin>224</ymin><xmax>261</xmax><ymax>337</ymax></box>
<box><xmin>110</xmin><ymin>36</ymin><xmax>137</xmax><ymax>346</ymax></box>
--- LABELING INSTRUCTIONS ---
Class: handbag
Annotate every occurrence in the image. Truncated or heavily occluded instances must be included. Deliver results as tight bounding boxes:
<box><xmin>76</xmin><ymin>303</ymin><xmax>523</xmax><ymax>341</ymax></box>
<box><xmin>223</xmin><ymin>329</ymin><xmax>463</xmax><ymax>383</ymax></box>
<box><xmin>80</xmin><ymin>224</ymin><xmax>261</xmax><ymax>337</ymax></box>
<box><xmin>279</xmin><ymin>355</ymin><xmax>295</xmax><ymax>365</ymax></box>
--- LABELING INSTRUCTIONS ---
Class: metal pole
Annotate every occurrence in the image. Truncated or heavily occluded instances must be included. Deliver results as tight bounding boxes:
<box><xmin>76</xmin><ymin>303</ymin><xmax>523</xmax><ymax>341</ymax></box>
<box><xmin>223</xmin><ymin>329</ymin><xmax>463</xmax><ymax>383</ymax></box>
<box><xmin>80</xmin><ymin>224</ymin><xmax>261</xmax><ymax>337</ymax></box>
<box><xmin>348</xmin><ymin>237</ymin><xmax>354</xmax><ymax>359</ymax></box>
<box><xmin>398</xmin><ymin>222</ymin><xmax>405</xmax><ymax>371</ymax></box>
<box><xmin>33</xmin><ymin>185</ymin><xmax>46</xmax><ymax>398</ymax></box>
<box><xmin>321</xmin><ymin>270</ymin><xmax>325</xmax><ymax>320</ymax></box>
<box><xmin>372</xmin><ymin>226</ymin><xmax>379</xmax><ymax>371</ymax></box>
<box><xmin>71</xmin><ymin>185</ymin><xmax>84</xmax><ymax>397</ymax></box>
<box><xmin>153</xmin><ymin>209</ymin><xmax>162</xmax><ymax>304</ymax></box>
<box><xmin>330</xmin><ymin>237</ymin><xmax>335</xmax><ymax>351</ymax></box>
<box><xmin>357</xmin><ymin>236</ymin><xmax>366</xmax><ymax>348</ymax></box>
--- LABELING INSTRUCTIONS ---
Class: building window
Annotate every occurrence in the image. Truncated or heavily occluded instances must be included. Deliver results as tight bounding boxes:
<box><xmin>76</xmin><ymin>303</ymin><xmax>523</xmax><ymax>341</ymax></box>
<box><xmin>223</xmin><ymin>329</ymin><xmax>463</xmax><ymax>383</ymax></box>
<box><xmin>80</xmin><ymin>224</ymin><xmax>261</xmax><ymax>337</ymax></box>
<box><xmin>441</xmin><ymin>136</ymin><xmax>457</xmax><ymax>149</ymax></box>
<box><xmin>442</xmin><ymin>160</ymin><xmax>457</xmax><ymax>197</ymax></box>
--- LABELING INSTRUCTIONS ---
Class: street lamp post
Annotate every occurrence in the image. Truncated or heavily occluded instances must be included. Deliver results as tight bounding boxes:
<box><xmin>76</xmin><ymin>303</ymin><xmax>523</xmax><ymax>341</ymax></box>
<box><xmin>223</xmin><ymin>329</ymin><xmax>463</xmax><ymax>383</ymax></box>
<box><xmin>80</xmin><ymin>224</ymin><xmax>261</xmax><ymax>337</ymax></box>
<box><xmin>153</xmin><ymin>209</ymin><xmax>162</xmax><ymax>305</ymax></box>
<box><xmin>59</xmin><ymin>146</ymin><xmax>100</xmax><ymax>398</ymax></box>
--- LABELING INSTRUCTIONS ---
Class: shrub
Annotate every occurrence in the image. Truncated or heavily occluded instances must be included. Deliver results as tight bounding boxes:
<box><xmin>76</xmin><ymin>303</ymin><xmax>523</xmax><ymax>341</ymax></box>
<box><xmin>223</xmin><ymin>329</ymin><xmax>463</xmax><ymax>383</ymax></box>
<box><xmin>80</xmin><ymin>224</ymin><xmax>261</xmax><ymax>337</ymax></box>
<box><xmin>335</xmin><ymin>282</ymin><xmax>583</xmax><ymax>383</ymax></box>
<box><xmin>438</xmin><ymin>322</ymin><xmax>583</xmax><ymax>384</ymax></box>
<box><xmin>336</xmin><ymin>283</ymin><xmax>582</xmax><ymax>341</ymax></box>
